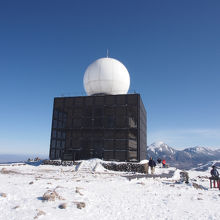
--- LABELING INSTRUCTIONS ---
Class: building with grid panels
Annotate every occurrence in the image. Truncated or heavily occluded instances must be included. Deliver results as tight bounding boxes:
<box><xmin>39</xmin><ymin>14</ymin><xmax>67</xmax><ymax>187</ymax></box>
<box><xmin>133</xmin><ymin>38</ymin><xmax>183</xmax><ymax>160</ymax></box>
<box><xmin>49</xmin><ymin>94</ymin><xmax>146</xmax><ymax>162</ymax></box>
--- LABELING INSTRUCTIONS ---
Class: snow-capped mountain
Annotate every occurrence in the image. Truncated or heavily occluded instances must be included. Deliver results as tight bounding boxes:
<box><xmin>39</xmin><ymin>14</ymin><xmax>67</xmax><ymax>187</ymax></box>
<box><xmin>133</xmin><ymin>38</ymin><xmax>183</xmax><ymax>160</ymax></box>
<box><xmin>148</xmin><ymin>141</ymin><xmax>176</xmax><ymax>154</ymax></box>
<box><xmin>147</xmin><ymin>141</ymin><xmax>177</xmax><ymax>160</ymax></box>
<box><xmin>147</xmin><ymin>142</ymin><xmax>220</xmax><ymax>169</ymax></box>
<box><xmin>183</xmin><ymin>146</ymin><xmax>218</xmax><ymax>157</ymax></box>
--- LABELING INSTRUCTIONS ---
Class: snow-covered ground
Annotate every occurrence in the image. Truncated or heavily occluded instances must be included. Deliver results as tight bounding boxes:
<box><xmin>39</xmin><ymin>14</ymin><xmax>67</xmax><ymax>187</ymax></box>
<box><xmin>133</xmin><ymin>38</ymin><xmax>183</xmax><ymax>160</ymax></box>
<box><xmin>0</xmin><ymin>159</ymin><xmax>219</xmax><ymax>220</ymax></box>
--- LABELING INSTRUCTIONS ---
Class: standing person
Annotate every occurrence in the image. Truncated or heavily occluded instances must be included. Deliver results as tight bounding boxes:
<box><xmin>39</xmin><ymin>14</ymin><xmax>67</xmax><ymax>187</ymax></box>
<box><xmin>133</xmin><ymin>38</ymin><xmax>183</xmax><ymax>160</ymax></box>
<box><xmin>211</xmin><ymin>166</ymin><xmax>219</xmax><ymax>179</ymax></box>
<box><xmin>157</xmin><ymin>158</ymin><xmax>162</xmax><ymax>167</ymax></box>
<box><xmin>162</xmin><ymin>159</ymin><xmax>166</xmax><ymax>168</ymax></box>
<box><xmin>148</xmin><ymin>157</ymin><xmax>156</xmax><ymax>174</ymax></box>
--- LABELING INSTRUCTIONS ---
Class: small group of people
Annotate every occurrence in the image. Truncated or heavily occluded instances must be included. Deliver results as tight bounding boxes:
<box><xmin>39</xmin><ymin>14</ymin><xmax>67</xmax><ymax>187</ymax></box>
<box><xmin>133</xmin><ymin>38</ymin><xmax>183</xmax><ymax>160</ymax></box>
<box><xmin>144</xmin><ymin>157</ymin><xmax>167</xmax><ymax>174</ymax></box>
<box><xmin>157</xmin><ymin>158</ymin><xmax>167</xmax><ymax>168</ymax></box>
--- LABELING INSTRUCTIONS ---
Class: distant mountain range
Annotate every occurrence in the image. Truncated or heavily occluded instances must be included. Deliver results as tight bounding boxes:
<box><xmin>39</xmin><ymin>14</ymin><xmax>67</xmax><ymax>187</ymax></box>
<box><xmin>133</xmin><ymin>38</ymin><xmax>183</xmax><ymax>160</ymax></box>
<box><xmin>147</xmin><ymin>142</ymin><xmax>220</xmax><ymax>170</ymax></box>
<box><xmin>0</xmin><ymin>154</ymin><xmax>48</xmax><ymax>163</ymax></box>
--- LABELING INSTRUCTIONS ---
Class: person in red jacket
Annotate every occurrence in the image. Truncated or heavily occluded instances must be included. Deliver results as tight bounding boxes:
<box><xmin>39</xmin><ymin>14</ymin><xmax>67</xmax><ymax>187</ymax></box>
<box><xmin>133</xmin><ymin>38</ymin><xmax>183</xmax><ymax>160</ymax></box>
<box><xmin>162</xmin><ymin>159</ymin><xmax>166</xmax><ymax>168</ymax></box>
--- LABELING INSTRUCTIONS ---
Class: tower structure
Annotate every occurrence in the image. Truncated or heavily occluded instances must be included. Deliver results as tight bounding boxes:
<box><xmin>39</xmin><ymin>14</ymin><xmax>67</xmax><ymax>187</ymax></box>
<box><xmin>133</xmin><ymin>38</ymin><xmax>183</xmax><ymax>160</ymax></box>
<box><xmin>49</xmin><ymin>57</ymin><xmax>147</xmax><ymax>162</ymax></box>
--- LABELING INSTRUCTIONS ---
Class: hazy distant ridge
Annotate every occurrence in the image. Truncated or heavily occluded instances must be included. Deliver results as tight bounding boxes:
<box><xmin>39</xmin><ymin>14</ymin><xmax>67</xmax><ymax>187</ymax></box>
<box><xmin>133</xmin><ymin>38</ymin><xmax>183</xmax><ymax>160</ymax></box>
<box><xmin>0</xmin><ymin>154</ymin><xmax>48</xmax><ymax>163</ymax></box>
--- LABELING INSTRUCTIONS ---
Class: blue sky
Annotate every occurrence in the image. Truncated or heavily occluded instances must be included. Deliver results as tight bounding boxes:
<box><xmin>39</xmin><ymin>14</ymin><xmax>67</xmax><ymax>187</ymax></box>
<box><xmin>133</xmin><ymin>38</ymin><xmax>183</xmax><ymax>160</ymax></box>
<box><xmin>0</xmin><ymin>0</ymin><xmax>220</xmax><ymax>155</ymax></box>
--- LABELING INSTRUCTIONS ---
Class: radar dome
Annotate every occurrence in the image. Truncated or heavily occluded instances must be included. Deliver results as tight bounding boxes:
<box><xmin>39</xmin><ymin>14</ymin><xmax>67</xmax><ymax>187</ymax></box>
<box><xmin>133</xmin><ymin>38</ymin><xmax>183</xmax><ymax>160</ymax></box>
<box><xmin>83</xmin><ymin>57</ymin><xmax>130</xmax><ymax>96</ymax></box>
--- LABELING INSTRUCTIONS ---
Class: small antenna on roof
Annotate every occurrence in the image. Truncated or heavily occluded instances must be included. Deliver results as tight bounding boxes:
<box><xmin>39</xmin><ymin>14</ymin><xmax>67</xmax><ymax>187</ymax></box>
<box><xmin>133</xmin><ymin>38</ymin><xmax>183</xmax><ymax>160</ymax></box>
<box><xmin>106</xmin><ymin>49</ymin><xmax>109</xmax><ymax>58</ymax></box>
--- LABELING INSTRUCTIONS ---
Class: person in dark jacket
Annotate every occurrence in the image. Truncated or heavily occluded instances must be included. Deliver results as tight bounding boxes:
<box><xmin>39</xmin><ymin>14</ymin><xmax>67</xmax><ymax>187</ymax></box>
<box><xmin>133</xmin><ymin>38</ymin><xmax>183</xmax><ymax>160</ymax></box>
<box><xmin>157</xmin><ymin>158</ymin><xmax>162</xmax><ymax>168</ymax></box>
<box><xmin>148</xmin><ymin>157</ymin><xmax>156</xmax><ymax>174</ymax></box>
<box><xmin>157</xmin><ymin>158</ymin><xmax>162</xmax><ymax>164</ymax></box>
<box><xmin>211</xmin><ymin>166</ymin><xmax>219</xmax><ymax>179</ymax></box>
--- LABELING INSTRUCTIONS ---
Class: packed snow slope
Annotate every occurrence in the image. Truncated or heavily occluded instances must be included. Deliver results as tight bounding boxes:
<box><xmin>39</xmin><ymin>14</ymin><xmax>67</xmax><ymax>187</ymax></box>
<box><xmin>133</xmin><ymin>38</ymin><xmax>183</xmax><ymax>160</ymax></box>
<box><xmin>0</xmin><ymin>159</ymin><xmax>220</xmax><ymax>220</ymax></box>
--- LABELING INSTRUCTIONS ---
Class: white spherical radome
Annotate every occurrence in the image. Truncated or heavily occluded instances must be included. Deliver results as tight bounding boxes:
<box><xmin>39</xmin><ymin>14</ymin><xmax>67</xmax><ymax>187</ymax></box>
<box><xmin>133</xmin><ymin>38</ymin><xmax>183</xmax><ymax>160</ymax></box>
<box><xmin>83</xmin><ymin>57</ymin><xmax>130</xmax><ymax>96</ymax></box>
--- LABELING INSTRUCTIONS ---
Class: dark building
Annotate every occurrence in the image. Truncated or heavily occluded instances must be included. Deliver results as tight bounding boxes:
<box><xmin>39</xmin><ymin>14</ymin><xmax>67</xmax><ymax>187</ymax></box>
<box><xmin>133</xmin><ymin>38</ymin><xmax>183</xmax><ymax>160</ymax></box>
<box><xmin>49</xmin><ymin>94</ymin><xmax>146</xmax><ymax>162</ymax></box>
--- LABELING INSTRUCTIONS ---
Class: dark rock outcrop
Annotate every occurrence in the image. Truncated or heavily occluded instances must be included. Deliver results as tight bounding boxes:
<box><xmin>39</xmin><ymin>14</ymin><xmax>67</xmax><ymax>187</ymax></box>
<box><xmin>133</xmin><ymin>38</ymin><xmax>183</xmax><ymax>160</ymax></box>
<box><xmin>42</xmin><ymin>160</ymin><xmax>80</xmax><ymax>166</ymax></box>
<box><xmin>102</xmin><ymin>162</ymin><xmax>146</xmax><ymax>173</ymax></box>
